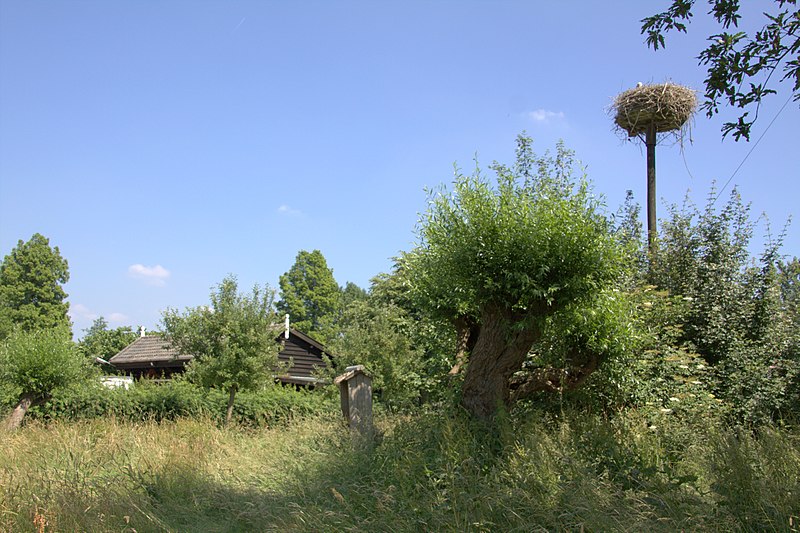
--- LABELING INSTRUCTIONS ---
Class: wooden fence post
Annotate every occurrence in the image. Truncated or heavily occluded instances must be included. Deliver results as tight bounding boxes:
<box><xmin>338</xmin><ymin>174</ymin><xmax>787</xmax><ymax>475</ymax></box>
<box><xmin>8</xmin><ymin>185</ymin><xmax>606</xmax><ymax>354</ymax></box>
<box><xmin>333</xmin><ymin>365</ymin><xmax>373</xmax><ymax>438</ymax></box>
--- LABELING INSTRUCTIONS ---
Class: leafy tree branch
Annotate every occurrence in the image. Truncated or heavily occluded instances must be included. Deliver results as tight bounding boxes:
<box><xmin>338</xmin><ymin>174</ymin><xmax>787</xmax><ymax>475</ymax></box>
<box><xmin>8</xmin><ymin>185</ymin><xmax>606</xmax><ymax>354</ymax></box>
<box><xmin>642</xmin><ymin>0</ymin><xmax>799</xmax><ymax>140</ymax></box>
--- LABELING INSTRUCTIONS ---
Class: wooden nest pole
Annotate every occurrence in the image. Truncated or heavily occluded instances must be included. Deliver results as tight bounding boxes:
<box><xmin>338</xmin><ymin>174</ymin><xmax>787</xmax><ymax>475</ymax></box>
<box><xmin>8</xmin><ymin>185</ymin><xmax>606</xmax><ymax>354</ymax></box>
<box><xmin>646</xmin><ymin>123</ymin><xmax>657</xmax><ymax>255</ymax></box>
<box><xmin>611</xmin><ymin>82</ymin><xmax>697</xmax><ymax>254</ymax></box>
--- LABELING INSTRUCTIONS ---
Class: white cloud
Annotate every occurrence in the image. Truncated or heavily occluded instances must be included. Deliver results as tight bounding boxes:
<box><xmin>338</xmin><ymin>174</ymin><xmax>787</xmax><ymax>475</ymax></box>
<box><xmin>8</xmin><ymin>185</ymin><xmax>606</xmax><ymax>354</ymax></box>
<box><xmin>108</xmin><ymin>312</ymin><xmax>129</xmax><ymax>324</ymax></box>
<box><xmin>69</xmin><ymin>303</ymin><xmax>98</xmax><ymax>322</ymax></box>
<box><xmin>277</xmin><ymin>204</ymin><xmax>303</xmax><ymax>216</ymax></box>
<box><xmin>69</xmin><ymin>304</ymin><xmax>129</xmax><ymax>325</ymax></box>
<box><xmin>528</xmin><ymin>109</ymin><xmax>566</xmax><ymax>122</ymax></box>
<box><xmin>128</xmin><ymin>264</ymin><xmax>170</xmax><ymax>286</ymax></box>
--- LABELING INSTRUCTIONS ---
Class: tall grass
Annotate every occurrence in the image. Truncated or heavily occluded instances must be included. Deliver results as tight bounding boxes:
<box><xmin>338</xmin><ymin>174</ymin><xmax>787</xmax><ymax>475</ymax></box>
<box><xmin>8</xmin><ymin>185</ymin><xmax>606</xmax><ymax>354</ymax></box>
<box><xmin>1</xmin><ymin>409</ymin><xmax>798</xmax><ymax>532</ymax></box>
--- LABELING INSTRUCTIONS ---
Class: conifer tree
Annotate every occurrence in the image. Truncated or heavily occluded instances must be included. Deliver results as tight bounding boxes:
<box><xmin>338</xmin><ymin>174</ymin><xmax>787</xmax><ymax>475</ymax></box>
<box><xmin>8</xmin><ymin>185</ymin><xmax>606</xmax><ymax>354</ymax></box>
<box><xmin>277</xmin><ymin>250</ymin><xmax>340</xmax><ymax>343</ymax></box>
<box><xmin>0</xmin><ymin>234</ymin><xmax>70</xmax><ymax>339</ymax></box>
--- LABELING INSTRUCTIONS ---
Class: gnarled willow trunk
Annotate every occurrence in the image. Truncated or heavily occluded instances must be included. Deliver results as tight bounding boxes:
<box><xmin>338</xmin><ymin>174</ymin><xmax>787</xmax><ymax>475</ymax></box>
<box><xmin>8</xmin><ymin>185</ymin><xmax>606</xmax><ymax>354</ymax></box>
<box><xmin>508</xmin><ymin>349</ymin><xmax>601</xmax><ymax>404</ymax></box>
<box><xmin>461</xmin><ymin>305</ymin><xmax>542</xmax><ymax>420</ymax></box>
<box><xmin>449</xmin><ymin>315</ymin><xmax>480</xmax><ymax>376</ymax></box>
<box><xmin>4</xmin><ymin>394</ymin><xmax>36</xmax><ymax>431</ymax></box>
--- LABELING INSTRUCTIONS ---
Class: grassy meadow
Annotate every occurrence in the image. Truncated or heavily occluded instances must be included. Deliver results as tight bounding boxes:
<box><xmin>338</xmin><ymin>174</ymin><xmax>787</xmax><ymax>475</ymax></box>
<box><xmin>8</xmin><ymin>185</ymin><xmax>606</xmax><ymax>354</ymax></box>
<box><xmin>2</xmin><ymin>407</ymin><xmax>799</xmax><ymax>532</ymax></box>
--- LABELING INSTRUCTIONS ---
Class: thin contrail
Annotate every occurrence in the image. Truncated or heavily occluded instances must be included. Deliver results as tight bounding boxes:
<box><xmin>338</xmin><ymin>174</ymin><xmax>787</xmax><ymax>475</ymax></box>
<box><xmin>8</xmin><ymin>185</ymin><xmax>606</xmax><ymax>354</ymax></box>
<box><xmin>232</xmin><ymin>16</ymin><xmax>247</xmax><ymax>34</ymax></box>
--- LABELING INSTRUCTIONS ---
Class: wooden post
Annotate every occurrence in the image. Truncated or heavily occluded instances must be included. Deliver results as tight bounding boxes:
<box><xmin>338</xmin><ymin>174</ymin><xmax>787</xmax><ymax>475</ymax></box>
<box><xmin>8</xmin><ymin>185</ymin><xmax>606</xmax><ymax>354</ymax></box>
<box><xmin>646</xmin><ymin>124</ymin><xmax>657</xmax><ymax>255</ymax></box>
<box><xmin>333</xmin><ymin>365</ymin><xmax>373</xmax><ymax>438</ymax></box>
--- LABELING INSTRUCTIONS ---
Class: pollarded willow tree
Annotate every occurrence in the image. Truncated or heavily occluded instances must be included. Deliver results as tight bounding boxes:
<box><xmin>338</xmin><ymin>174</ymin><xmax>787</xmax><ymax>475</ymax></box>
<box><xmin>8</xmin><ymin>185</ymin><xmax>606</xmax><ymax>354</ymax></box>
<box><xmin>410</xmin><ymin>135</ymin><xmax>628</xmax><ymax>420</ymax></box>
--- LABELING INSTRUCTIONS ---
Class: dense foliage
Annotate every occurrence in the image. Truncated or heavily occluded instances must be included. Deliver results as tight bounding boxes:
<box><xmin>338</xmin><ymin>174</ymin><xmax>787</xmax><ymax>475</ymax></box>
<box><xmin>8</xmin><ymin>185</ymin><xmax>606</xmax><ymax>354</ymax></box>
<box><xmin>0</xmin><ymin>327</ymin><xmax>88</xmax><ymax>429</ymax></box>
<box><xmin>277</xmin><ymin>249</ymin><xmax>341</xmax><ymax>344</ymax></box>
<box><xmin>78</xmin><ymin>317</ymin><xmax>137</xmax><ymax>363</ymax></box>
<box><xmin>410</xmin><ymin>135</ymin><xmax>629</xmax><ymax>419</ymax></box>
<box><xmin>331</xmin><ymin>298</ymin><xmax>426</xmax><ymax>411</ymax></box>
<box><xmin>647</xmin><ymin>188</ymin><xmax>799</xmax><ymax>424</ymax></box>
<box><xmin>163</xmin><ymin>275</ymin><xmax>280</xmax><ymax>424</ymax></box>
<box><xmin>0</xmin><ymin>233</ymin><xmax>71</xmax><ymax>339</ymax></box>
<box><xmin>328</xmin><ymin>260</ymin><xmax>456</xmax><ymax>412</ymax></box>
<box><xmin>556</xmin><ymin>185</ymin><xmax>800</xmax><ymax>426</ymax></box>
<box><xmin>22</xmin><ymin>379</ymin><xmax>332</xmax><ymax>427</ymax></box>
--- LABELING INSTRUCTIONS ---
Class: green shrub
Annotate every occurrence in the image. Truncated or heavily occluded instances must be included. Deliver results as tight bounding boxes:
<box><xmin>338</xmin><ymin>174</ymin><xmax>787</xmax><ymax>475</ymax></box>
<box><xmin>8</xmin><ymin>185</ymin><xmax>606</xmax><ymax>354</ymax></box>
<box><xmin>331</xmin><ymin>299</ymin><xmax>428</xmax><ymax>411</ymax></box>
<box><xmin>716</xmin><ymin>344</ymin><xmax>800</xmax><ymax>425</ymax></box>
<box><xmin>0</xmin><ymin>327</ymin><xmax>87</xmax><ymax>402</ymax></box>
<box><xmin>26</xmin><ymin>379</ymin><xmax>333</xmax><ymax>427</ymax></box>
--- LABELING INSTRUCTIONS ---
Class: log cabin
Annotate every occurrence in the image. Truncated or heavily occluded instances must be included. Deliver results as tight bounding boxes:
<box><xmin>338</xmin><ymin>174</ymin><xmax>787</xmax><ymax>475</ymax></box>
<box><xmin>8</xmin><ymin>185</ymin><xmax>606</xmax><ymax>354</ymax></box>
<box><xmin>107</xmin><ymin>324</ymin><xmax>332</xmax><ymax>386</ymax></box>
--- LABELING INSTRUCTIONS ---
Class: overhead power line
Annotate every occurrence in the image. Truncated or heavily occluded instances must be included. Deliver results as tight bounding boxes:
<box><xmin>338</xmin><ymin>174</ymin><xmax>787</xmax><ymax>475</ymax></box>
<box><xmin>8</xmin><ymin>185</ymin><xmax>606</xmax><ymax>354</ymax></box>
<box><xmin>713</xmin><ymin>93</ymin><xmax>794</xmax><ymax>204</ymax></box>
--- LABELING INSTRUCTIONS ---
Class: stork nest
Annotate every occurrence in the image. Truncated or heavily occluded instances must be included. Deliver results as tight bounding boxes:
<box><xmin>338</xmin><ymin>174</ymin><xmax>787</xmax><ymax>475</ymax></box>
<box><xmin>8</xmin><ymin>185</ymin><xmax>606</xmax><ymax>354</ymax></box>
<box><xmin>612</xmin><ymin>82</ymin><xmax>697</xmax><ymax>138</ymax></box>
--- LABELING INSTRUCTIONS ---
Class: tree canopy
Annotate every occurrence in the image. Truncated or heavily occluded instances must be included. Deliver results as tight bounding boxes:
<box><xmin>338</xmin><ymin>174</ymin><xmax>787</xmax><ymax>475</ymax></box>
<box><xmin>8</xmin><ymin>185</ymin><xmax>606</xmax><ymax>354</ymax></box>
<box><xmin>410</xmin><ymin>135</ymin><xmax>628</xmax><ymax>419</ymax></box>
<box><xmin>0</xmin><ymin>233</ymin><xmax>71</xmax><ymax>338</ymax></box>
<box><xmin>642</xmin><ymin>0</ymin><xmax>799</xmax><ymax>140</ymax></box>
<box><xmin>332</xmin><ymin>297</ymin><xmax>424</xmax><ymax>411</ymax></box>
<box><xmin>277</xmin><ymin>250</ymin><xmax>341</xmax><ymax>343</ymax></box>
<box><xmin>78</xmin><ymin>317</ymin><xmax>137</xmax><ymax>363</ymax></box>
<box><xmin>1</xmin><ymin>327</ymin><xmax>87</xmax><ymax>429</ymax></box>
<box><xmin>162</xmin><ymin>275</ymin><xmax>279</xmax><ymax>425</ymax></box>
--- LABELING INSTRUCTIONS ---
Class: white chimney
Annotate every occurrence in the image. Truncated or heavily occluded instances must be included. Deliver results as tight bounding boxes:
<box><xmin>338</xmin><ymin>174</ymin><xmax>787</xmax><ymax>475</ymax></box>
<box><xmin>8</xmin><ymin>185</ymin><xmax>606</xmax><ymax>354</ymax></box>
<box><xmin>140</xmin><ymin>326</ymin><xmax>146</xmax><ymax>337</ymax></box>
<box><xmin>284</xmin><ymin>314</ymin><xmax>290</xmax><ymax>339</ymax></box>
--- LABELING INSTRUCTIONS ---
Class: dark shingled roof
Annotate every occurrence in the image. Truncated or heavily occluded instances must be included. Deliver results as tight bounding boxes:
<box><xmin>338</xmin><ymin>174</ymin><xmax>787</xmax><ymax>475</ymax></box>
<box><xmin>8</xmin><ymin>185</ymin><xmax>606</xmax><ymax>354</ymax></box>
<box><xmin>108</xmin><ymin>336</ymin><xmax>193</xmax><ymax>366</ymax></box>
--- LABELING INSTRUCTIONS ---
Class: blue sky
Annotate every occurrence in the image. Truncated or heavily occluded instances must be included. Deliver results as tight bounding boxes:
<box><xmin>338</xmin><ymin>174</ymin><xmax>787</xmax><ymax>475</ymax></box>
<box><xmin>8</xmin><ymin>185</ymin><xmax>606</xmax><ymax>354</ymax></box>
<box><xmin>1</xmin><ymin>1</ymin><xmax>798</xmax><ymax>337</ymax></box>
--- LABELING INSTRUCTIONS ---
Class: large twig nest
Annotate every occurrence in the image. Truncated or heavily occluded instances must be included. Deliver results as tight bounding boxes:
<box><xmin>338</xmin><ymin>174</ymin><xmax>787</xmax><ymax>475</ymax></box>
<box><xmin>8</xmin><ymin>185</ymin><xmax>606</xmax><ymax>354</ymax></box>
<box><xmin>612</xmin><ymin>82</ymin><xmax>697</xmax><ymax>138</ymax></box>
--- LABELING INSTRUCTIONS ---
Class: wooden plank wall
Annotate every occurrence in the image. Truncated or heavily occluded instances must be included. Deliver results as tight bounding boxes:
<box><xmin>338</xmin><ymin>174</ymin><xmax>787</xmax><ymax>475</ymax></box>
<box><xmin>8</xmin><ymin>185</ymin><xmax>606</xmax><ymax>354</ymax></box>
<box><xmin>278</xmin><ymin>336</ymin><xmax>327</xmax><ymax>378</ymax></box>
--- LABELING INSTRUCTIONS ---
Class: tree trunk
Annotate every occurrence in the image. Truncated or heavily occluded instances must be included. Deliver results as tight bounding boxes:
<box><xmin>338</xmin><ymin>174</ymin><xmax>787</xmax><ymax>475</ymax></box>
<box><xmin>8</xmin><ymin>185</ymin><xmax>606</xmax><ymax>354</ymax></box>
<box><xmin>508</xmin><ymin>349</ymin><xmax>601</xmax><ymax>404</ymax></box>
<box><xmin>461</xmin><ymin>304</ymin><xmax>541</xmax><ymax>420</ymax></box>
<box><xmin>449</xmin><ymin>315</ymin><xmax>479</xmax><ymax>375</ymax></box>
<box><xmin>4</xmin><ymin>394</ymin><xmax>35</xmax><ymax>431</ymax></box>
<box><xmin>225</xmin><ymin>386</ymin><xmax>237</xmax><ymax>426</ymax></box>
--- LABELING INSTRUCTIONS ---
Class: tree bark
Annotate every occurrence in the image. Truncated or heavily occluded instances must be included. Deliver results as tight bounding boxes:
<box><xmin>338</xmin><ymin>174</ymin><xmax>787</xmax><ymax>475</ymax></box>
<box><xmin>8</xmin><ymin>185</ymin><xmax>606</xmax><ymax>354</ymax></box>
<box><xmin>508</xmin><ymin>349</ymin><xmax>601</xmax><ymax>404</ymax></box>
<box><xmin>225</xmin><ymin>386</ymin><xmax>237</xmax><ymax>426</ymax></box>
<box><xmin>449</xmin><ymin>315</ymin><xmax>479</xmax><ymax>375</ymax></box>
<box><xmin>461</xmin><ymin>304</ymin><xmax>542</xmax><ymax>420</ymax></box>
<box><xmin>4</xmin><ymin>394</ymin><xmax>35</xmax><ymax>431</ymax></box>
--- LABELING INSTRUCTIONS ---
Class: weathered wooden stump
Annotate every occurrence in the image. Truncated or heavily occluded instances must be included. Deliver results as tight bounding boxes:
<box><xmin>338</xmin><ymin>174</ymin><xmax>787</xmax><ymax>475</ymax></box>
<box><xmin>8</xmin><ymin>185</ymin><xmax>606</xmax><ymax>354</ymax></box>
<box><xmin>334</xmin><ymin>365</ymin><xmax>373</xmax><ymax>438</ymax></box>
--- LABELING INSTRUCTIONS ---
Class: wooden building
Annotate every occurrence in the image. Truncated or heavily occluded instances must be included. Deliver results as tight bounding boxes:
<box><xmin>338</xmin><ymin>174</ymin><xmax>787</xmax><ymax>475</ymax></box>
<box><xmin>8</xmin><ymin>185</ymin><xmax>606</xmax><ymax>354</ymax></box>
<box><xmin>107</xmin><ymin>335</ymin><xmax>191</xmax><ymax>379</ymax></box>
<box><xmin>108</xmin><ymin>327</ymin><xmax>332</xmax><ymax>385</ymax></box>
